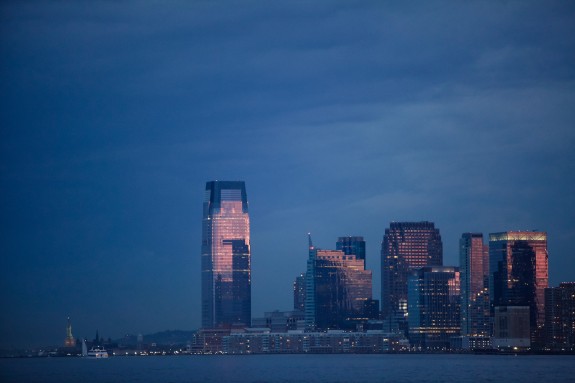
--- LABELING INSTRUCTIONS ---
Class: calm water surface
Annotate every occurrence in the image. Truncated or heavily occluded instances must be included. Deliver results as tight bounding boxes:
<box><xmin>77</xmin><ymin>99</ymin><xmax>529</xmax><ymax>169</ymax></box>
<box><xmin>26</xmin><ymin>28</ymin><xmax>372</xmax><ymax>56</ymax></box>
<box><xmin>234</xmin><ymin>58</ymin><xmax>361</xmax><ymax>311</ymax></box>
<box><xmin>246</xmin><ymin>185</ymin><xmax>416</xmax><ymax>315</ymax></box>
<box><xmin>1</xmin><ymin>354</ymin><xmax>574</xmax><ymax>383</ymax></box>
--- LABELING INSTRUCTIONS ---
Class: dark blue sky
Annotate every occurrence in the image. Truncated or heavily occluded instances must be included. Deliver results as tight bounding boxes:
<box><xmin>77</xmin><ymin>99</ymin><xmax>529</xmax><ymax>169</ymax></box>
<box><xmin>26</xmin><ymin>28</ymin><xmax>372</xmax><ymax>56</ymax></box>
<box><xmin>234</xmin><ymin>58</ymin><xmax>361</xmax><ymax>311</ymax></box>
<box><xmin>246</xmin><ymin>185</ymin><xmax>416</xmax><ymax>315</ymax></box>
<box><xmin>1</xmin><ymin>1</ymin><xmax>574</xmax><ymax>348</ymax></box>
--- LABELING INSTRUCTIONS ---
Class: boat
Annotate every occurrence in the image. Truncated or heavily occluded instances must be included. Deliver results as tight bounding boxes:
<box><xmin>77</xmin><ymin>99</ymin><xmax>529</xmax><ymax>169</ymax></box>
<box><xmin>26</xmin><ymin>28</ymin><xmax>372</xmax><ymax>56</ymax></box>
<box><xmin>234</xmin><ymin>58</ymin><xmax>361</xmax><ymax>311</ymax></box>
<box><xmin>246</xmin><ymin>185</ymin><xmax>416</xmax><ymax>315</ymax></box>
<box><xmin>82</xmin><ymin>339</ymin><xmax>109</xmax><ymax>358</ymax></box>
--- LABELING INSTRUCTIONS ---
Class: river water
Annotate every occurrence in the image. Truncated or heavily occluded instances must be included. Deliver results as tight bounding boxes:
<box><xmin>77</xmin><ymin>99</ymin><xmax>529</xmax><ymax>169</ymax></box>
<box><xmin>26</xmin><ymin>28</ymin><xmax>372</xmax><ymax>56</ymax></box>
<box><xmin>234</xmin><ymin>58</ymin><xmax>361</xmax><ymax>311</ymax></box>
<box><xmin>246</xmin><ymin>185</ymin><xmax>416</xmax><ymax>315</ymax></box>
<box><xmin>1</xmin><ymin>354</ymin><xmax>574</xmax><ymax>383</ymax></box>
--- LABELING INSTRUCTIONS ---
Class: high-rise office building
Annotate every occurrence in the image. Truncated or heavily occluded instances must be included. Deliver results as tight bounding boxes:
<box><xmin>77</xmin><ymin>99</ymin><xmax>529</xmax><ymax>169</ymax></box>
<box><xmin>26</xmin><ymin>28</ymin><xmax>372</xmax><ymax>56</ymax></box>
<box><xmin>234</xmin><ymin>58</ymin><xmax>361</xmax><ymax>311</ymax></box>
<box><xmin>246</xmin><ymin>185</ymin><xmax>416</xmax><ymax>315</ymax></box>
<box><xmin>544</xmin><ymin>282</ymin><xmax>575</xmax><ymax>350</ymax></box>
<box><xmin>305</xmin><ymin>236</ymin><xmax>374</xmax><ymax>330</ymax></box>
<box><xmin>336</xmin><ymin>236</ymin><xmax>366</xmax><ymax>267</ymax></box>
<box><xmin>201</xmin><ymin>181</ymin><xmax>251</xmax><ymax>328</ymax></box>
<box><xmin>407</xmin><ymin>266</ymin><xmax>461</xmax><ymax>349</ymax></box>
<box><xmin>489</xmin><ymin>231</ymin><xmax>548</xmax><ymax>342</ymax></box>
<box><xmin>381</xmin><ymin>222</ymin><xmax>443</xmax><ymax>328</ymax></box>
<box><xmin>459</xmin><ymin>233</ymin><xmax>490</xmax><ymax>337</ymax></box>
<box><xmin>293</xmin><ymin>273</ymin><xmax>306</xmax><ymax>312</ymax></box>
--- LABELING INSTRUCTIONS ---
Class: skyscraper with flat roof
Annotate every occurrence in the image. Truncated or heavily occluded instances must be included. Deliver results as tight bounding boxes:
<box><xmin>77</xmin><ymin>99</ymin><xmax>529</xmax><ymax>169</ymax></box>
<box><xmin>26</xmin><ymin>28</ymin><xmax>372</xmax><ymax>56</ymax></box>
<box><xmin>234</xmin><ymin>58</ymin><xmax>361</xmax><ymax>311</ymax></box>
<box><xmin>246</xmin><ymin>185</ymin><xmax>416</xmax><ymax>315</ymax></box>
<box><xmin>293</xmin><ymin>273</ymin><xmax>306</xmax><ymax>312</ymax></box>
<box><xmin>407</xmin><ymin>266</ymin><xmax>461</xmax><ymax>349</ymax></box>
<box><xmin>305</xmin><ymin>235</ymin><xmax>374</xmax><ymax>330</ymax></box>
<box><xmin>489</xmin><ymin>231</ymin><xmax>548</xmax><ymax>342</ymax></box>
<box><xmin>459</xmin><ymin>233</ymin><xmax>490</xmax><ymax>337</ymax></box>
<box><xmin>201</xmin><ymin>181</ymin><xmax>251</xmax><ymax>328</ymax></box>
<box><xmin>544</xmin><ymin>282</ymin><xmax>575</xmax><ymax>350</ymax></box>
<box><xmin>381</xmin><ymin>222</ymin><xmax>443</xmax><ymax>329</ymax></box>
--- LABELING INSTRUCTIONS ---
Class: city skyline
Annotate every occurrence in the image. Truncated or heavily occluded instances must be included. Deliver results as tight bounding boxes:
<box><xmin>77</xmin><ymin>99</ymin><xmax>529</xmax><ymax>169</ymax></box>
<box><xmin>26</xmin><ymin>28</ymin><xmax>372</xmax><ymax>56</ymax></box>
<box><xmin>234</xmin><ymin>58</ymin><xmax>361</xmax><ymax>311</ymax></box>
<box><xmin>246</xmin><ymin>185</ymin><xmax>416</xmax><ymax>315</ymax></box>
<box><xmin>0</xmin><ymin>188</ymin><xmax>571</xmax><ymax>349</ymax></box>
<box><xmin>2</xmin><ymin>1</ymin><xmax>575</xmax><ymax>349</ymax></box>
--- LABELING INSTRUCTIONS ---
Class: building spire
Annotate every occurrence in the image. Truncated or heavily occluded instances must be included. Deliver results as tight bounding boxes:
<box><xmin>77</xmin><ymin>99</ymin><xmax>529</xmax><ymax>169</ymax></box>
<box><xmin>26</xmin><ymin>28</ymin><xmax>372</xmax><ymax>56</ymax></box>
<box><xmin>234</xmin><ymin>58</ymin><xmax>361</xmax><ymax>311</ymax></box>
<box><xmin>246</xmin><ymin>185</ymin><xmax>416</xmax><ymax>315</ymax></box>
<box><xmin>308</xmin><ymin>232</ymin><xmax>313</xmax><ymax>249</ymax></box>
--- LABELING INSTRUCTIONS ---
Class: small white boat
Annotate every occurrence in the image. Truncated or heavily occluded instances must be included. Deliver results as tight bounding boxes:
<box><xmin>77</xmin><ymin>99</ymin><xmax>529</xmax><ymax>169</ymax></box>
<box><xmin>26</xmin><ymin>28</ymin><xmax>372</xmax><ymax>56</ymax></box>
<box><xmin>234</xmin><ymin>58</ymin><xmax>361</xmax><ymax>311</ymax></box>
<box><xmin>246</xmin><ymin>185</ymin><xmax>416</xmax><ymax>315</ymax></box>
<box><xmin>82</xmin><ymin>339</ymin><xmax>109</xmax><ymax>358</ymax></box>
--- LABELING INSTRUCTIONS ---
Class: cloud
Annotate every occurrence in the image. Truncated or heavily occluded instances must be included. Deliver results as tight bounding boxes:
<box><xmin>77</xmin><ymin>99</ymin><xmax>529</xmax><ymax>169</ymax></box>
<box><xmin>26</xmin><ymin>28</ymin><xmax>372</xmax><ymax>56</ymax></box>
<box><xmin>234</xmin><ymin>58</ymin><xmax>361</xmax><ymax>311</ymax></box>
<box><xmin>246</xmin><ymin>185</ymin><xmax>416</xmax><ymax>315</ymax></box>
<box><xmin>1</xmin><ymin>0</ymin><xmax>575</xmax><ymax>347</ymax></box>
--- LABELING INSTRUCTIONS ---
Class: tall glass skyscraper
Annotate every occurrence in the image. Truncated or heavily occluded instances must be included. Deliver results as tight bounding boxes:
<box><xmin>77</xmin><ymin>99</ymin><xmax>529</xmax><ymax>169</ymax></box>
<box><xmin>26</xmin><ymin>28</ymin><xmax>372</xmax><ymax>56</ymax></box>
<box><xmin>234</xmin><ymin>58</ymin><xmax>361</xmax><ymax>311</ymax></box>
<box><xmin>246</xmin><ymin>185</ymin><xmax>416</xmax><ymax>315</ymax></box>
<box><xmin>293</xmin><ymin>272</ymin><xmax>306</xmax><ymax>312</ymax></box>
<box><xmin>305</xmin><ymin>236</ymin><xmax>374</xmax><ymax>330</ymax></box>
<box><xmin>459</xmin><ymin>233</ymin><xmax>490</xmax><ymax>337</ymax></box>
<box><xmin>489</xmin><ymin>231</ymin><xmax>548</xmax><ymax>341</ymax></box>
<box><xmin>201</xmin><ymin>181</ymin><xmax>251</xmax><ymax>329</ymax></box>
<box><xmin>381</xmin><ymin>222</ymin><xmax>443</xmax><ymax>327</ymax></box>
<box><xmin>336</xmin><ymin>236</ymin><xmax>366</xmax><ymax>267</ymax></box>
<box><xmin>407</xmin><ymin>266</ymin><xmax>461</xmax><ymax>349</ymax></box>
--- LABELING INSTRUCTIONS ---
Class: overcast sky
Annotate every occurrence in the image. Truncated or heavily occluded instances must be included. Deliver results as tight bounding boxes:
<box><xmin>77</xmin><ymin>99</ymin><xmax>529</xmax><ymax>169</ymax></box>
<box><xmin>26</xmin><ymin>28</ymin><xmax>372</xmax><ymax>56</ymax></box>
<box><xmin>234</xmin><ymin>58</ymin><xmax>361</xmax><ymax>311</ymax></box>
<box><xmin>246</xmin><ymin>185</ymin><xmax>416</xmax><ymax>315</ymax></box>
<box><xmin>1</xmin><ymin>1</ymin><xmax>574</xmax><ymax>348</ymax></box>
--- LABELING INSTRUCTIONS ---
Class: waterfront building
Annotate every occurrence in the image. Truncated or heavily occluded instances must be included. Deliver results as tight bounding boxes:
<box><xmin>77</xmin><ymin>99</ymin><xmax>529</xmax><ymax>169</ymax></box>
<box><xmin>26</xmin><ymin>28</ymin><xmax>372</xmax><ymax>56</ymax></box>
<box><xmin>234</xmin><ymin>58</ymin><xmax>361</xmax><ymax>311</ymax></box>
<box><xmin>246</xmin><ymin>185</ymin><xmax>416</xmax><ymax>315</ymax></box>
<box><xmin>407</xmin><ymin>266</ymin><xmax>461</xmax><ymax>349</ymax></box>
<box><xmin>544</xmin><ymin>282</ymin><xmax>575</xmax><ymax>350</ymax></box>
<box><xmin>195</xmin><ymin>328</ymin><xmax>232</xmax><ymax>354</ymax></box>
<box><xmin>336</xmin><ymin>236</ymin><xmax>366</xmax><ymax>267</ymax></box>
<box><xmin>305</xmin><ymin>235</ymin><xmax>375</xmax><ymax>330</ymax></box>
<box><xmin>492</xmin><ymin>306</ymin><xmax>531</xmax><ymax>350</ymax></box>
<box><xmin>450</xmin><ymin>335</ymin><xmax>492</xmax><ymax>350</ymax></box>
<box><xmin>224</xmin><ymin>330</ymin><xmax>408</xmax><ymax>354</ymax></box>
<box><xmin>381</xmin><ymin>222</ymin><xmax>443</xmax><ymax>330</ymax></box>
<box><xmin>293</xmin><ymin>273</ymin><xmax>306</xmax><ymax>312</ymax></box>
<box><xmin>201</xmin><ymin>181</ymin><xmax>251</xmax><ymax>328</ymax></box>
<box><xmin>251</xmin><ymin>310</ymin><xmax>305</xmax><ymax>332</ymax></box>
<box><xmin>489</xmin><ymin>231</ymin><xmax>548</xmax><ymax>343</ymax></box>
<box><xmin>459</xmin><ymin>233</ymin><xmax>490</xmax><ymax>337</ymax></box>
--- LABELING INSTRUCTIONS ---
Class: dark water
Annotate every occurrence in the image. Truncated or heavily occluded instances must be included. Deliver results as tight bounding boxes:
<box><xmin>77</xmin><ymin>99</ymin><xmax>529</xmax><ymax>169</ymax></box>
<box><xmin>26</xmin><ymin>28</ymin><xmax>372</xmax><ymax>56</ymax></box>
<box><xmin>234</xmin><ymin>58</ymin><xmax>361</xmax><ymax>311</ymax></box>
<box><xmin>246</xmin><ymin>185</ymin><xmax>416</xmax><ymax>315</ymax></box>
<box><xmin>1</xmin><ymin>354</ymin><xmax>574</xmax><ymax>383</ymax></box>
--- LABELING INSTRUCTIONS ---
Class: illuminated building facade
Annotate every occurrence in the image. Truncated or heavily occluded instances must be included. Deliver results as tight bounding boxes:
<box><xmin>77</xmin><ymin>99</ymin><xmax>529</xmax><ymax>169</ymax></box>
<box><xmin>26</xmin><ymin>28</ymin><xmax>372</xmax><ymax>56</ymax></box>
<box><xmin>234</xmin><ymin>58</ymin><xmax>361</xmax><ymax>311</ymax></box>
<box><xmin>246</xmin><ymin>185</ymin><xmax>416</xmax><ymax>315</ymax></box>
<box><xmin>459</xmin><ymin>233</ymin><xmax>490</xmax><ymax>337</ymax></box>
<box><xmin>489</xmin><ymin>231</ymin><xmax>548</xmax><ymax>341</ymax></box>
<box><xmin>201</xmin><ymin>181</ymin><xmax>251</xmax><ymax>328</ymax></box>
<box><xmin>381</xmin><ymin>222</ymin><xmax>443</xmax><ymax>328</ymax></box>
<box><xmin>407</xmin><ymin>266</ymin><xmax>461</xmax><ymax>349</ymax></box>
<box><xmin>305</xmin><ymin>236</ymin><xmax>375</xmax><ymax>330</ymax></box>
<box><xmin>336</xmin><ymin>236</ymin><xmax>366</xmax><ymax>267</ymax></box>
<box><xmin>224</xmin><ymin>331</ymin><xmax>406</xmax><ymax>354</ymax></box>
<box><xmin>544</xmin><ymin>283</ymin><xmax>575</xmax><ymax>350</ymax></box>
